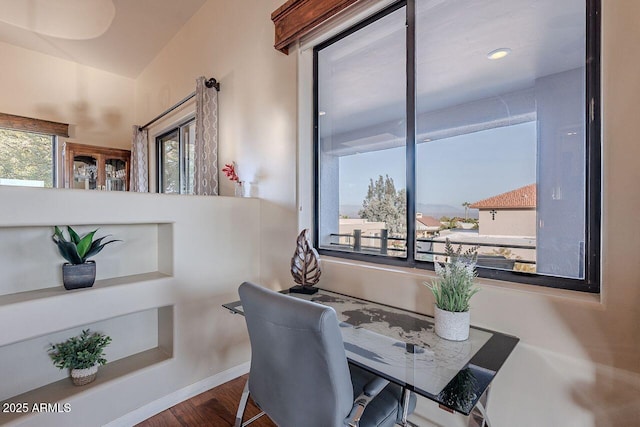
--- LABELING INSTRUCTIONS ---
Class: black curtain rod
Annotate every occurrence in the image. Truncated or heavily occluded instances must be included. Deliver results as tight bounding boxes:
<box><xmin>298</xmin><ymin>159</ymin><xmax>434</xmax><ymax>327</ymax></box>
<box><xmin>139</xmin><ymin>78</ymin><xmax>220</xmax><ymax>130</ymax></box>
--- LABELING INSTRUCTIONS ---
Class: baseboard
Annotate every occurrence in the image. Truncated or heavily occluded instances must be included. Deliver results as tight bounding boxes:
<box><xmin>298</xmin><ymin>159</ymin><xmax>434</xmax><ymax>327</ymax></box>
<box><xmin>104</xmin><ymin>361</ymin><xmax>251</xmax><ymax>427</ymax></box>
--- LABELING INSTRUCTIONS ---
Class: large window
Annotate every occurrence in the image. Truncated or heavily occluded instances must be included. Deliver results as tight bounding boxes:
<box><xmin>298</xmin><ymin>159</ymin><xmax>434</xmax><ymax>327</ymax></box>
<box><xmin>157</xmin><ymin>119</ymin><xmax>196</xmax><ymax>194</ymax></box>
<box><xmin>0</xmin><ymin>128</ymin><xmax>56</xmax><ymax>188</ymax></box>
<box><xmin>317</xmin><ymin>4</ymin><xmax>408</xmax><ymax>258</ymax></box>
<box><xmin>314</xmin><ymin>0</ymin><xmax>600</xmax><ymax>292</ymax></box>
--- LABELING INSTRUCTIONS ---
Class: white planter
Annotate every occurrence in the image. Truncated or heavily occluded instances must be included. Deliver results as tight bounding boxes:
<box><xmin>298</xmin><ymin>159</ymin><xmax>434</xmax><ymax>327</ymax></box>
<box><xmin>434</xmin><ymin>306</ymin><xmax>470</xmax><ymax>341</ymax></box>
<box><xmin>70</xmin><ymin>364</ymin><xmax>99</xmax><ymax>386</ymax></box>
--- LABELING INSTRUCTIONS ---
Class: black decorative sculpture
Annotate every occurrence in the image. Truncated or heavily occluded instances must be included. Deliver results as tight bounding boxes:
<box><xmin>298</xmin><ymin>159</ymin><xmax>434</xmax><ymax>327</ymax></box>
<box><xmin>289</xmin><ymin>229</ymin><xmax>321</xmax><ymax>294</ymax></box>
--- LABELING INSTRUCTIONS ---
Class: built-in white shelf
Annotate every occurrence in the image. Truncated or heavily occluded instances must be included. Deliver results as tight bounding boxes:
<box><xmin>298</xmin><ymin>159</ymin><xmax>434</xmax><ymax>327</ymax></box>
<box><xmin>0</xmin><ymin>271</ymin><xmax>170</xmax><ymax>306</ymax></box>
<box><xmin>0</xmin><ymin>305</ymin><xmax>174</xmax><ymax>412</ymax></box>
<box><xmin>0</xmin><ymin>220</ymin><xmax>177</xmax><ymax>410</ymax></box>
<box><xmin>0</xmin><ymin>272</ymin><xmax>174</xmax><ymax>348</ymax></box>
<box><xmin>0</xmin><ymin>222</ymin><xmax>174</xmax><ymax>297</ymax></box>
<box><xmin>0</xmin><ymin>347</ymin><xmax>172</xmax><ymax>425</ymax></box>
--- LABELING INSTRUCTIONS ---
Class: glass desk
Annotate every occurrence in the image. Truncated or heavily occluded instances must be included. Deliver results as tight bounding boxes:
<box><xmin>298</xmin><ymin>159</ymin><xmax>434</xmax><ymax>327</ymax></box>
<box><xmin>223</xmin><ymin>288</ymin><xmax>518</xmax><ymax>426</ymax></box>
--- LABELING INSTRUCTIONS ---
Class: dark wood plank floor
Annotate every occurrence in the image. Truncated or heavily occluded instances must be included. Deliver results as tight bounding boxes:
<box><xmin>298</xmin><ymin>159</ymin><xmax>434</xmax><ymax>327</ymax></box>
<box><xmin>136</xmin><ymin>374</ymin><xmax>276</xmax><ymax>427</ymax></box>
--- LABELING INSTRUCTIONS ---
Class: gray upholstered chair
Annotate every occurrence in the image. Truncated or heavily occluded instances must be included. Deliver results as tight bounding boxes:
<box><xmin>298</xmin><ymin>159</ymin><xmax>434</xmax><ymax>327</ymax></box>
<box><xmin>236</xmin><ymin>281</ymin><xmax>416</xmax><ymax>427</ymax></box>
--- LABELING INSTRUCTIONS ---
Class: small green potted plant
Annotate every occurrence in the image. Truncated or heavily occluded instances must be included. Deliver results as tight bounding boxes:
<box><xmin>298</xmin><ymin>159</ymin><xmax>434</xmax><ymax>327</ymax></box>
<box><xmin>48</xmin><ymin>329</ymin><xmax>112</xmax><ymax>386</ymax></box>
<box><xmin>52</xmin><ymin>226</ymin><xmax>119</xmax><ymax>290</ymax></box>
<box><xmin>425</xmin><ymin>239</ymin><xmax>480</xmax><ymax>341</ymax></box>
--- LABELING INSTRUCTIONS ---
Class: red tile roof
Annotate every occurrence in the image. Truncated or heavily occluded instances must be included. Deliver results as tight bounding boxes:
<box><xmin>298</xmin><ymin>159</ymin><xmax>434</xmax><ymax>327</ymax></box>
<box><xmin>470</xmin><ymin>184</ymin><xmax>536</xmax><ymax>209</ymax></box>
<box><xmin>416</xmin><ymin>215</ymin><xmax>441</xmax><ymax>227</ymax></box>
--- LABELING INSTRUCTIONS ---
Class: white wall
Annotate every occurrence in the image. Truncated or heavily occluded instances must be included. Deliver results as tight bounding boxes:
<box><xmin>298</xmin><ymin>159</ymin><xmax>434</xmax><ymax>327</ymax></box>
<box><xmin>477</xmin><ymin>209</ymin><xmax>536</xmax><ymax>237</ymax></box>
<box><xmin>135</xmin><ymin>0</ymin><xmax>298</xmax><ymax>290</ymax></box>
<box><xmin>0</xmin><ymin>41</ymin><xmax>135</xmax><ymax>150</ymax></box>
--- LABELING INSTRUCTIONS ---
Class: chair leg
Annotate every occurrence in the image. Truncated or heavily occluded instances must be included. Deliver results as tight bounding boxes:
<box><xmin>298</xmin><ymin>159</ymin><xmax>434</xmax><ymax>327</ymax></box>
<box><xmin>399</xmin><ymin>387</ymin><xmax>411</xmax><ymax>426</ymax></box>
<box><xmin>235</xmin><ymin>379</ymin><xmax>250</xmax><ymax>427</ymax></box>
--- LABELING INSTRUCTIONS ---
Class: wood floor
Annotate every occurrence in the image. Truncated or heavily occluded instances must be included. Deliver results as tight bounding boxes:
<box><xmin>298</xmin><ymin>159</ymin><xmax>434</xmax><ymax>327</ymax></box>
<box><xmin>136</xmin><ymin>374</ymin><xmax>276</xmax><ymax>427</ymax></box>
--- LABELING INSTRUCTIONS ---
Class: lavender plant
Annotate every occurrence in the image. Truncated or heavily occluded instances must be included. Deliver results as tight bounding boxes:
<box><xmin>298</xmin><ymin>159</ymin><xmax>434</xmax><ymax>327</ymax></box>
<box><xmin>425</xmin><ymin>239</ymin><xmax>480</xmax><ymax>312</ymax></box>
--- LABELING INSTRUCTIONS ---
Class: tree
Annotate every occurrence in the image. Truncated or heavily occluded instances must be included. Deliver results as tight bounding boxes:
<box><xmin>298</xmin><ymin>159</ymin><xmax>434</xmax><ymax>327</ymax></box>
<box><xmin>0</xmin><ymin>129</ymin><xmax>54</xmax><ymax>187</ymax></box>
<box><xmin>439</xmin><ymin>217</ymin><xmax>458</xmax><ymax>230</ymax></box>
<box><xmin>161</xmin><ymin>142</ymin><xmax>180</xmax><ymax>193</ymax></box>
<box><xmin>462</xmin><ymin>202</ymin><xmax>471</xmax><ymax>220</ymax></box>
<box><xmin>358</xmin><ymin>175</ymin><xmax>406</xmax><ymax>235</ymax></box>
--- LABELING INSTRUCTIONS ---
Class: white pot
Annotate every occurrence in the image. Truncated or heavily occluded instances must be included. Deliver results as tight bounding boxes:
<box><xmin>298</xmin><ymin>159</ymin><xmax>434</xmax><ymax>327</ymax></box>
<box><xmin>434</xmin><ymin>306</ymin><xmax>470</xmax><ymax>341</ymax></box>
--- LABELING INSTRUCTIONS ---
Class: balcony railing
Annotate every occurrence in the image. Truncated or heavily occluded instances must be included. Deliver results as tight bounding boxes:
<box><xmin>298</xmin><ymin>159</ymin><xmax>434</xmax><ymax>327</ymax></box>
<box><xmin>330</xmin><ymin>231</ymin><xmax>406</xmax><ymax>255</ymax></box>
<box><xmin>328</xmin><ymin>230</ymin><xmax>537</xmax><ymax>267</ymax></box>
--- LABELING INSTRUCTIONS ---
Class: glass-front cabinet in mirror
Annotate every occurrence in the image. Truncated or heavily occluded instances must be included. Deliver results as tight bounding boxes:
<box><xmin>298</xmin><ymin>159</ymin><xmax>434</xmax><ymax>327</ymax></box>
<box><xmin>64</xmin><ymin>143</ymin><xmax>130</xmax><ymax>191</ymax></box>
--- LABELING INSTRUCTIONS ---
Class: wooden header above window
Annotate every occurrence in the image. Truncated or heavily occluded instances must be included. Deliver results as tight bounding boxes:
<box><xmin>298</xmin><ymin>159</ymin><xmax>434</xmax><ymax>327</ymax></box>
<box><xmin>0</xmin><ymin>112</ymin><xmax>69</xmax><ymax>137</ymax></box>
<box><xmin>271</xmin><ymin>0</ymin><xmax>361</xmax><ymax>54</ymax></box>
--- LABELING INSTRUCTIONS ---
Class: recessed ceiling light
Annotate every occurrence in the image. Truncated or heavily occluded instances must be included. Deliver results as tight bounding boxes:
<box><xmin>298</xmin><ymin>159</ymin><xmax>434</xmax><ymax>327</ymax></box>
<box><xmin>487</xmin><ymin>48</ymin><xmax>511</xmax><ymax>60</ymax></box>
<box><xmin>318</xmin><ymin>111</ymin><xmax>326</xmax><ymax>116</ymax></box>
<box><xmin>423</xmin><ymin>138</ymin><xmax>432</xmax><ymax>142</ymax></box>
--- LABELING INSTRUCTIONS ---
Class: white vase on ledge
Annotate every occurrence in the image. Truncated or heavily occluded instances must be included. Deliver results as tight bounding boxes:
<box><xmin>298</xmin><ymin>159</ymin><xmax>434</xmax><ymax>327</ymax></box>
<box><xmin>234</xmin><ymin>181</ymin><xmax>244</xmax><ymax>197</ymax></box>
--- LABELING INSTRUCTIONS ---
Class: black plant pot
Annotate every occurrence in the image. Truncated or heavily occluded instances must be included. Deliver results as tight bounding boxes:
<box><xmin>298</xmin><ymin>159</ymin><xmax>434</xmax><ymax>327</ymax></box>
<box><xmin>62</xmin><ymin>261</ymin><xmax>96</xmax><ymax>290</ymax></box>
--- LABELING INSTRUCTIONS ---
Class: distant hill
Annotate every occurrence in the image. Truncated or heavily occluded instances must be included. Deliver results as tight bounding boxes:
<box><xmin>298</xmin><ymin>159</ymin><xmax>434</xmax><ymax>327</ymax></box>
<box><xmin>339</xmin><ymin>205</ymin><xmax>363</xmax><ymax>218</ymax></box>
<box><xmin>339</xmin><ymin>203</ymin><xmax>478</xmax><ymax>219</ymax></box>
<box><xmin>417</xmin><ymin>203</ymin><xmax>478</xmax><ymax>220</ymax></box>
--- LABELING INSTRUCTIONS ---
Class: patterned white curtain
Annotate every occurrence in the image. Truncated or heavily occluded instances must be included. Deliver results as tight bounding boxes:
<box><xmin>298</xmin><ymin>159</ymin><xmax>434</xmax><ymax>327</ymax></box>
<box><xmin>130</xmin><ymin>125</ymin><xmax>149</xmax><ymax>192</ymax></box>
<box><xmin>194</xmin><ymin>76</ymin><xmax>219</xmax><ymax>195</ymax></box>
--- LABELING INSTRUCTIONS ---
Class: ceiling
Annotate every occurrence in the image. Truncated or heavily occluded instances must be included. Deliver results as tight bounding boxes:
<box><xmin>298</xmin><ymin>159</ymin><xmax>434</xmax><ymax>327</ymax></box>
<box><xmin>0</xmin><ymin>0</ymin><xmax>207</xmax><ymax>78</ymax></box>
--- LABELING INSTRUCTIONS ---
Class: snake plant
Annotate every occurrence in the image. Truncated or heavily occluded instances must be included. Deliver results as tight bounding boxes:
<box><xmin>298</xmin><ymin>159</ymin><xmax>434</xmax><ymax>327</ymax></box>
<box><xmin>52</xmin><ymin>226</ymin><xmax>119</xmax><ymax>265</ymax></box>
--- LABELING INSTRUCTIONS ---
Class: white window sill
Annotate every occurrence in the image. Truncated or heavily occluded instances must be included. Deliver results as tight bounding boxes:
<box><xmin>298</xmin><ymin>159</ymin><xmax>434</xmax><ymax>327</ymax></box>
<box><xmin>320</xmin><ymin>255</ymin><xmax>602</xmax><ymax>308</ymax></box>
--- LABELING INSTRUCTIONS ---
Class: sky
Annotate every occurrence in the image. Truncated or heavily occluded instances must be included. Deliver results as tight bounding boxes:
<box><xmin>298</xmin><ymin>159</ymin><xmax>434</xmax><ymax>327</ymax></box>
<box><xmin>338</xmin><ymin>121</ymin><xmax>537</xmax><ymax>209</ymax></box>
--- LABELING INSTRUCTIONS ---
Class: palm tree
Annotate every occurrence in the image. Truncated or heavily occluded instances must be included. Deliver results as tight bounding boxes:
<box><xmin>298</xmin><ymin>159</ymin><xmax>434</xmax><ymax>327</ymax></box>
<box><xmin>462</xmin><ymin>202</ymin><xmax>471</xmax><ymax>221</ymax></box>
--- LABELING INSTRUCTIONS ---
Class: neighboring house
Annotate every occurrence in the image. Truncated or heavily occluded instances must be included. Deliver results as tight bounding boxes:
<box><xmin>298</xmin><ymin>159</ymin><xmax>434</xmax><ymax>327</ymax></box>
<box><xmin>429</xmin><ymin>185</ymin><xmax>538</xmax><ymax>268</ymax></box>
<box><xmin>415</xmin><ymin>213</ymin><xmax>440</xmax><ymax>261</ymax></box>
<box><xmin>415</xmin><ymin>213</ymin><xmax>440</xmax><ymax>237</ymax></box>
<box><xmin>470</xmin><ymin>184</ymin><xmax>537</xmax><ymax>238</ymax></box>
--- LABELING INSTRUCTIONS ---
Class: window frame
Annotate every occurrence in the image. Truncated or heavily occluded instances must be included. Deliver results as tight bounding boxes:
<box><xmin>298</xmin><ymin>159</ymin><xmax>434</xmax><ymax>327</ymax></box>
<box><xmin>312</xmin><ymin>0</ymin><xmax>601</xmax><ymax>293</ymax></box>
<box><xmin>155</xmin><ymin>117</ymin><xmax>196</xmax><ymax>195</ymax></box>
